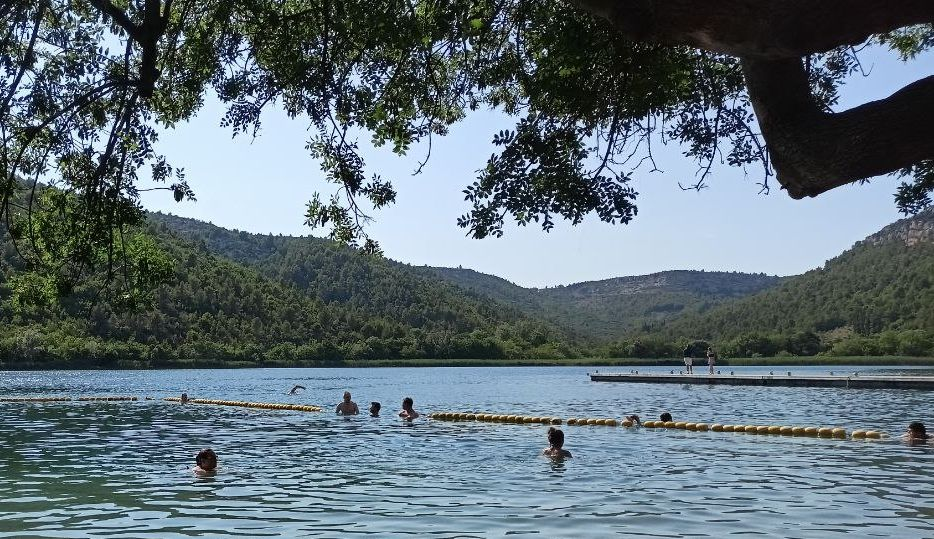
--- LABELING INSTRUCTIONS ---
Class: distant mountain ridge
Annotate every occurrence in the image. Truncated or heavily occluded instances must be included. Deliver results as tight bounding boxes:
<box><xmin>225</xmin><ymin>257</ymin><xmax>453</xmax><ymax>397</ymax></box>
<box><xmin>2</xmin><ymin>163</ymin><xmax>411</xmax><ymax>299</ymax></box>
<box><xmin>424</xmin><ymin>267</ymin><xmax>784</xmax><ymax>340</ymax></box>
<box><xmin>641</xmin><ymin>208</ymin><xmax>934</xmax><ymax>355</ymax></box>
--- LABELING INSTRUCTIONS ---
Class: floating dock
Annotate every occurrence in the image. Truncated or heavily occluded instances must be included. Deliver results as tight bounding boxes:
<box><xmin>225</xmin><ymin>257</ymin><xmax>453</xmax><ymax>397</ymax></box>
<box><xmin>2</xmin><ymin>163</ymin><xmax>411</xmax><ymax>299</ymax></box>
<box><xmin>589</xmin><ymin>372</ymin><xmax>934</xmax><ymax>390</ymax></box>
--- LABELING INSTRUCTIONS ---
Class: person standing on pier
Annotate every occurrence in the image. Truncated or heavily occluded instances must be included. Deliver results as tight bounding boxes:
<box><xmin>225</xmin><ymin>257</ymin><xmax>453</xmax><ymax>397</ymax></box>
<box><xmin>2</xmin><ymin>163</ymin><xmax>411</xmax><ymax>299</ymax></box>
<box><xmin>682</xmin><ymin>344</ymin><xmax>693</xmax><ymax>374</ymax></box>
<box><xmin>707</xmin><ymin>347</ymin><xmax>717</xmax><ymax>375</ymax></box>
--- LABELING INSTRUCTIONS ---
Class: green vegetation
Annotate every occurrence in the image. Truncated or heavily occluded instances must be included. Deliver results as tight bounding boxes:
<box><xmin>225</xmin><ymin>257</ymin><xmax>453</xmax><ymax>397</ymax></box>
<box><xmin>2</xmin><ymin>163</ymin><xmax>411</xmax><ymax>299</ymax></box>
<box><xmin>1</xmin><ymin>217</ymin><xmax>579</xmax><ymax>369</ymax></box>
<box><xmin>1</xmin><ymin>207</ymin><xmax>932</xmax><ymax>369</ymax></box>
<box><xmin>2</xmin><ymin>2</ymin><xmax>931</xmax><ymax>297</ymax></box>
<box><xmin>426</xmin><ymin>267</ymin><xmax>783</xmax><ymax>340</ymax></box>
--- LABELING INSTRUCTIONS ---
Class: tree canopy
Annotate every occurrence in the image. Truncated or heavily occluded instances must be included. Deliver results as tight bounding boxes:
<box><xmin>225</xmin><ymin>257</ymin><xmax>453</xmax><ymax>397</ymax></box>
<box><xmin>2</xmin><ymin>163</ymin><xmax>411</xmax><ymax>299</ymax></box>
<box><xmin>2</xmin><ymin>0</ymin><xmax>933</xmax><ymax>301</ymax></box>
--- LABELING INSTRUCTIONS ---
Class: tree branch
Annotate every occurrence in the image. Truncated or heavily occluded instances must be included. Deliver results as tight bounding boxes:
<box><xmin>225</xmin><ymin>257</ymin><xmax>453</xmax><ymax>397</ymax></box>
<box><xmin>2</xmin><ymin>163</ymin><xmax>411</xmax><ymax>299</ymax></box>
<box><xmin>742</xmin><ymin>57</ymin><xmax>934</xmax><ymax>198</ymax></box>
<box><xmin>88</xmin><ymin>0</ymin><xmax>141</xmax><ymax>40</ymax></box>
<box><xmin>574</xmin><ymin>0</ymin><xmax>934</xmax><ymax>57</ymax></box>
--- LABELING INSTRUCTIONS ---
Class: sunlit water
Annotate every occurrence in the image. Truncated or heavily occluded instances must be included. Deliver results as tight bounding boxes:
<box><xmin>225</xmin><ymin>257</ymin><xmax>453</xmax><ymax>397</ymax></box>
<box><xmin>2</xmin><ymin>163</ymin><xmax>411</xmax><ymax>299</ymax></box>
<box><xmin>1</xmin><ymin>366</ymin><xmax>933</xmax><ymax>538</ymax></box>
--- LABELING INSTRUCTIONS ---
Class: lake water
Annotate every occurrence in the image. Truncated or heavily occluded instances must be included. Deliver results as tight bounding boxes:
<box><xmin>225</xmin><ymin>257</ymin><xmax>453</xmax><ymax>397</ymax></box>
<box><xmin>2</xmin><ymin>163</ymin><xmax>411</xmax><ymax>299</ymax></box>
<box><xmin>1</xmin><ymin>365</ymin><xmax>933</xmax><ymax>538</ymax></box>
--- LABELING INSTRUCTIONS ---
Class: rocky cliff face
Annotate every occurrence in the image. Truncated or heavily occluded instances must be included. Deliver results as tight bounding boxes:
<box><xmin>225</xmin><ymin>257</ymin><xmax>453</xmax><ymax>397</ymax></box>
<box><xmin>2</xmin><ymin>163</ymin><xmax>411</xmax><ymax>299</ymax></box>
<box><xmin>858</xmin><ymin>208</ymin><xmax>934</xmax><ymax>247</ymax></box>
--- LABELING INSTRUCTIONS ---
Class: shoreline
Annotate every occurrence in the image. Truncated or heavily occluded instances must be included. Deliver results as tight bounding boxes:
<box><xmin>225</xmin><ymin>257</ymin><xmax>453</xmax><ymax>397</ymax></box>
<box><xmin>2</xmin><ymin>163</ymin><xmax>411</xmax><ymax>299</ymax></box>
<box><xmin>2</xmin><ymin>356</ymin><xmax>933</xmax><ymax>371</ymax></box>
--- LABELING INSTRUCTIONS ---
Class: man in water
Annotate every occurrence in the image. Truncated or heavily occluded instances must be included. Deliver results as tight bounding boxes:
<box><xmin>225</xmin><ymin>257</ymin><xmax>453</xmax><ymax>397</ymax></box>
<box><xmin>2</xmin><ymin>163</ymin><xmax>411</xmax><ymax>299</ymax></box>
<box><xmin>369</xmin><ymin>402</ymin><xmax>381</xmax><ymax>417</ymax></box>
<box><xmin>905</xmin><ymin>422</ymin><xmax>930</xmax><ymax>444</ymax></box>
<box><xmin>336</xmin><ymin>391</ymin><xmax>359</xmax><ymax>415</ymax></box>
<box><xmin>289</xmin><ymin>384</ymin><xmax>306</xmax><ymax>395</ymax></box>
<box><xmin>542</xmin><ymin>427</ymin><xmax>572</xmax><ymax>459</ymax></box>
<box><xmin>398</xmin><ymin>397</ymin><xmax>419</xmax><ymax>420</ymax></box>
<box><xmin>193</xmin><ymin>448</ymin><xmax>217</xmax><ymax>475</ymax></box>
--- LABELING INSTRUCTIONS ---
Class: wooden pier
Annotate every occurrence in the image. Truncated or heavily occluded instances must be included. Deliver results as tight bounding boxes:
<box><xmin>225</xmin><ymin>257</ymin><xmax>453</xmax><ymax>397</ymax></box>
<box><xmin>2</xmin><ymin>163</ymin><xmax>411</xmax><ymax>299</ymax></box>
<box><xmin>588</xmin><ymin>372</ymin><xmax>934</xmax><ymax>390</ymax></box>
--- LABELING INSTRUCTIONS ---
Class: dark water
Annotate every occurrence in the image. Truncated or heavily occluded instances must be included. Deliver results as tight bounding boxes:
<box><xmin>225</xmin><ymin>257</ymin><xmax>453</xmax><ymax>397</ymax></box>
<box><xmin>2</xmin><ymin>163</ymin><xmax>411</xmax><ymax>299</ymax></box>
<box><xmin>1</xmin><ymin>366</ymin><xmax>933</xmax><ymax>537</ymax></box>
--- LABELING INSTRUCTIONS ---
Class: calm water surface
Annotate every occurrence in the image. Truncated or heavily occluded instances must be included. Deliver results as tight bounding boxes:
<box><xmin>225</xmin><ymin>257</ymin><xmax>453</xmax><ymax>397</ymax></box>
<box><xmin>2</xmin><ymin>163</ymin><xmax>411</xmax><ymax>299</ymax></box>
<box><xmin>1</xmin><ymin>366</ymin><xmax>933</xmax><ymax>538</ymax></box>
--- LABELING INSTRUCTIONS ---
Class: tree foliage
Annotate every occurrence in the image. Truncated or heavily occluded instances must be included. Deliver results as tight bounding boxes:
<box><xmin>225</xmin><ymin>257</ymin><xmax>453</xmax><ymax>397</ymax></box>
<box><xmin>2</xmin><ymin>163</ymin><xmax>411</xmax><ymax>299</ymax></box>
<box><xmin>2</xmin><ymin>1</ymin><xmax>932</xmax><ymax>300</ymax></box>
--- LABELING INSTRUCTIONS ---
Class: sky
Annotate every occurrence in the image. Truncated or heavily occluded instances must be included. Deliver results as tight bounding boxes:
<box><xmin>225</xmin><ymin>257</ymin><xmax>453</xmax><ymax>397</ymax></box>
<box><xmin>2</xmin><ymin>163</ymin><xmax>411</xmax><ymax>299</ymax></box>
<box><xmin>139</xmin><ymin>46</ymin><xmax>932</xmax><ymax>288</ymax></box>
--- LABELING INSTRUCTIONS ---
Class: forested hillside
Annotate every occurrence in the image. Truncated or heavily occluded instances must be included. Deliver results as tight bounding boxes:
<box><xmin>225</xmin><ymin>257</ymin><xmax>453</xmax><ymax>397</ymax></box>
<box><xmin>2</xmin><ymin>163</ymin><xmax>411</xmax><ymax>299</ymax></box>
<box><xmin>0</xmin><ymin>218</ymin><xmax>577</xmax><ymax>368</ymax></box>
<box><xmin>634</xmin><ymin>209</ymin><xmax>934</xmax><ymax>357</ymax></box>
<box><xmin>425</xmin><ymin>267</ymin><xmax>783</xmax><ymax>340</ymax></box>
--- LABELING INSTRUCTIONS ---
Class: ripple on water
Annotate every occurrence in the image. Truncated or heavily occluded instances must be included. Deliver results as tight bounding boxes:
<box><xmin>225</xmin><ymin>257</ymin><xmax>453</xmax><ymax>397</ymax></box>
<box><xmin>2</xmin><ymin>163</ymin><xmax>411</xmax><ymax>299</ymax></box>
<box><xmin>0</xmin><ymin>366</ymin><xmax>933</xmax><ymax>537</ymax></box>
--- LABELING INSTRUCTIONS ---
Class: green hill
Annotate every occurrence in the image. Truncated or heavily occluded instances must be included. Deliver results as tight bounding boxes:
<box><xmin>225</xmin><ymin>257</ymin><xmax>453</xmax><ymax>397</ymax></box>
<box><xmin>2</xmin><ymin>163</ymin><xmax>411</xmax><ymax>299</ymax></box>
<box><xmin>424</xmin><ymin>267</ymin><xmax>784</xmax><ymax>341</ymax></box>
<box><xmin>641</xmin><ymin>208</ymin><xmax>934</xmax><ymax>357</ymax></box>
<box><xmin>0</xmin><ymin>216</ymin><xmax>578</xmax><ymax>368</ymax></box>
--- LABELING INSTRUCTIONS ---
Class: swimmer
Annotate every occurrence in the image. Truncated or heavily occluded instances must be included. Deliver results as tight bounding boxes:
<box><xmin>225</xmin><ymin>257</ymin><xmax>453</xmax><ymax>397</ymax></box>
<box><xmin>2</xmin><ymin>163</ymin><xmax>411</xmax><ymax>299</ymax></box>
<box><xmin>398</xmin><ymin>397</ymin><xmax>419</xmax><ymax>420</ymax></box>
<box><xmin>369</xmin><ymin>401</ymin><xmax>381</xmax><ymax>417</ymax></box>
<box><xmin>625</xmin><ymin>414</ymin><xmax>642</xmax><ymax>426</ymax></box>
<box><xmin>542</xmin><ymin>427</ymin><xmax>572</xmax><ymax>459</ymax></box>
<box><xmin>194</xmin><ymin>448</ymin><xmax>217</xmax><ymax>475</ymax></box>
<box><xmin>660</xmin><ymin>412</ymin><xmax>672</xmax><ymax>422</ymax></box>
<box><xmin>905</xmin><ymin>422</ymin><xmax>930</xmax><ymax>444</ymax></box>
<box><xmin>289</xmin><ymin>384</ymin><xmax>306</xmax><ymax>395</ymax></box>
<box><xmin>180</xmin><ymin>392</ymin><xmax>189</xmax><ymax>404</ymax></box>
<box><xmin>336</xmin><ymin>391</ymin><xmax>359</xmax><ymax>415</ymax></box>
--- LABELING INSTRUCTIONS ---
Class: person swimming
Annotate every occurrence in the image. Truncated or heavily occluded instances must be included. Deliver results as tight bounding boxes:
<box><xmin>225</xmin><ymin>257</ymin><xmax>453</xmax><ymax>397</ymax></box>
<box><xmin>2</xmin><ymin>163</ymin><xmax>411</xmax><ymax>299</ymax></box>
<box><xmin>398</xmin><ymin>397</ymin><xmax>419</xmax><ymax>420</ymax></box>
<box><xmin>660</xmin><ymin>412</ymin><xmax>672</xmax><ymax>422</ymax></box>
<box><xmin>625</xmin><ymin>414</ymin><xmax>642</xmax><ymax>426</ymax></box>
<box><xmin>194</xmin><ymin>448</ymin><xmax>217</xmax><ymax>475</ymax></box>
<box><xmin>905</xmin><ymin>421</ymin><xmax>930</xmax><ymax>444</ymax></box>
<box><xmin>180</xmin><ymin>392</ymin><xmax>189</xmax><ymax>404</ymax></box>
<box><xmin>369</xmin><ymin>401</ymin><xmax>381</xmax><ymax>417</ymax></box>
<box><xmin>542</xmin><ymin>427</ymin><xmax>572</xmax><ymax>459</ymax></box>
<box><xmin>336</xmin><ymin>391</ymin><xmax>359</xmax><ymax>415</ymax></box>
<box><xmin>289</xmin><ymin>384</ymin><xmax>306</xmax><ymax>395</ymax></box>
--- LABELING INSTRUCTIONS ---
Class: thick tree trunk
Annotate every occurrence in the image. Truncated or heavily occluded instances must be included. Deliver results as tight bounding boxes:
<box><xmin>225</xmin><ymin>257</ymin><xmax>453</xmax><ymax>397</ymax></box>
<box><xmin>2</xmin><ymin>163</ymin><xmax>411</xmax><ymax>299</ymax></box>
<box><xmin>742</xmin><ymin>57</ymin><xmax>934</xmax><ymax>199</ymax></box>
<box><xmin>575</xmin><ymin>0</ymin><xmax>934</xmax><ymax>57</ymax></box>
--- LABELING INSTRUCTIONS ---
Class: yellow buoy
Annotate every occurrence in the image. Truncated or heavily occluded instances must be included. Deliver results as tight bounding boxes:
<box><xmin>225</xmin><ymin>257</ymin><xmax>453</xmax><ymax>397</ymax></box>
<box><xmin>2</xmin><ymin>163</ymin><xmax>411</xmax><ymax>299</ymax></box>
<box><xmin>791</xmin><ymin>426</ymin><xmax>805</xmax><ymax>436</ymax></box>
<box><xmin>643</xmin><ymin>421</ymin><xmax>656</xmax><ymax>428</ymax></box>
<box><xmin>817</xmin><ymin>428</ymin><xmax>833</xmax><ymax>438</ymax></box>
<box><xmin>685</xmin><ymin>422</ymin><xmax>697</xmax><ymax>431</ymax></box>
<box><xmin>864</xmin><ymin>430</ymin><xmax>882</xmax><ymax>439</ymax></box>
<box><xmin>566</xmin><ymin>418</ymin><xmax>578</xmax><ymax>425</ymax></box>
<box><xmin>744</xmin><ymin>426</ymin><xmax>758</xmax><ymax>434</ymax></box>
<box><xmin>664</xmin><ymin>421</ymin><xmax>676</xmax><ymax>428</ymax></box>
<box><xmin>551</xmin><ymin>418</ymin><xmax>562</xmax><ymax>425</ymax></box>
<box><xmin>674</xmin><ymin>421</ymin><xmax>687</xmax><ymax>429</ymax></box>
<box><xmin>804</xmin><ymin>427</ymin><xmax>819</xmax><ymax>436</ymax></box>
<box><xmin>779</xmin><ymin>426</ymin><xmax>793</xmax><ymax>436</ymax></box>
<box><xmin>722</xmin><ymin>425</ymin><xmax>735</xmax><ymax>432</ymax></box>
<box><xmin>622</xmin><ymin>420</ymin><xmax>633</xmax><ymax>428</ymax></box>
<box><xmin>851</xmin><ymin>430</ymin><xmax>866</xmax><ymax>439</ymax></box>
<box><xmin>768</xmin><ymin>426</ymin><xmax>782</xmax><ymax>435</ymax></box>
<box><xmin>711</xmin><ymin>424</ymin><xmax>724</xmax><ymax>432</ymax></box>
<box><xmin>696</xmin><ymin>423</ymin><xmax>709</xmax><ymax>432</ymax></box>
<box><xmin>606</xmin><ymin>419</ymin><xmax>619</xmax><ymax>427</ymax></box>
<box><xmin>832</xmin><ymin>428</ymin><xmax>846</xmax><ymax>438</ymax></box>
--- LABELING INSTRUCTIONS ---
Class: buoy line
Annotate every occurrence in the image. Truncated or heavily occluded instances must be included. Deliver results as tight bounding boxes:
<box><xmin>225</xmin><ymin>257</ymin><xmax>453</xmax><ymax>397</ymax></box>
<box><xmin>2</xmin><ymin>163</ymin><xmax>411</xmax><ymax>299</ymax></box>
<box><xmin>429</xmin><ymin>412</ymin><xmax>885</xmax><ymax>439</ymax></box>
<box><xmin>78</xmin><ymin>396</ymin><xmax>138</xmax><ymax>401</ymax></box>
<box><xmin>0</xmin><ymin>396</ymin><xmax>72</xmax><ymax>402</ymax></box>
<box><xmin>165</xmin><ymin>397</ymin><xmax>322</xmax><ymax>412</ymax></box>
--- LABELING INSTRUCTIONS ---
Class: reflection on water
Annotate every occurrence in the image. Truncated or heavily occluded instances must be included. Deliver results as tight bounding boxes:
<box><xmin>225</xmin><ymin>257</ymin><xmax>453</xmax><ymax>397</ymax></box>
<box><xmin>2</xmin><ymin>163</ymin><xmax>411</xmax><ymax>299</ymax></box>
<box><xmin>0</xmin><ymin>366</ymin><xmax>933</xmax><ymax>537</ymax></box>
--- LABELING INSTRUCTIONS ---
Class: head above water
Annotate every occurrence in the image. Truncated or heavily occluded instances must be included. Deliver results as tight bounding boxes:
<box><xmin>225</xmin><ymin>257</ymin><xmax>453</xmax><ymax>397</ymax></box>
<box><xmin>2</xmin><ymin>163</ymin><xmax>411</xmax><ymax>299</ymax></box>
<box><xmin>908</xmin><ymin>421</ymin><xmax>928</xmax><ymax>438</ymax></box>
<box><xmin>402</xmin><ymin>397</ymin><xmax>414</xmax><ymax>410</ymax></box>
<box><xmin>660</xmin><ymin>412</ymin><xmax>672</xmax><ymax>422</ymax></box>
<box><xmin>547</xmin><ymin>427</ymin><xmax>565</xmax><ymax>449</ymax></box>
<box><xmin>196</xmin><ymin>448</ymin><xmax>217</xmax><ymax>471</ymax></box>
<box><xmin>370</xmin><ymin>402</ymin><xmax>381</xmax><ymax>415</ymax></box>
<box><xmin>343</xmin><ymin>391</ymin><xmax>352</xmax><ymax>402</ymax></box>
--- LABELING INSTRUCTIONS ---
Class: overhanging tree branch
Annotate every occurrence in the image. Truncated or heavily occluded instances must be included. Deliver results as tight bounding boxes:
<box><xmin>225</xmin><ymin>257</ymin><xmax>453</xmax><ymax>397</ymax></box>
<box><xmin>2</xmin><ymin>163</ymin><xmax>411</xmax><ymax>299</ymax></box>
<box><xmin>742</xmin><ymin>56</ymin><xmax>934</xmax><ymax>198</ymax></box>
<box><xmin>574</xmin><ymin>0</ymin><xmax>934</xmax><ymax>57</ymax></box>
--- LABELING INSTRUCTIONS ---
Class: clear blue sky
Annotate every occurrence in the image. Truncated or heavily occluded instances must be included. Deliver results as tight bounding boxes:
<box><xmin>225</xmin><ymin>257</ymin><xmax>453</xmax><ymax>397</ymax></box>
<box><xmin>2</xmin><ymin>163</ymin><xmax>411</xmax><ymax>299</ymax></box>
<box><xmin>140</xmin><ymin>46</ymin><xmax>932</xmax><ymax>288</ymax></box>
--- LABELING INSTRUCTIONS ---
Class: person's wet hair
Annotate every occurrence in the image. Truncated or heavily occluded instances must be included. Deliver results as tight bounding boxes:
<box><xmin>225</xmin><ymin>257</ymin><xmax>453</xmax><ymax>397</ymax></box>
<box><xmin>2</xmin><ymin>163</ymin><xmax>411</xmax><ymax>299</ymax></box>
<box><xmin>196</xmin><ymin>448</ymin><xmax>217</xmax><ymax>471</ymax></box>
<box><xmin>371</xmin><ymin>402</ymin><xmax>381</xmax><ymax>412</ymax></box>
<box><xmin>547</xmin><ymin>427</ymin><xmax>565</xmax><ymax>449</ymax></box>
<box><xmin>909</xmin><ymin>421</ymin><xmax>927</xmax><ymax>437</ymax></box>
<box><xmin>402</xmin><ymin>397</ymin><xmax>413</xmax><ymax>409</ymax></box>
<box><xmin>660</xmin><ymin>412</ymin><xmax>672</xmax><ymax>422</ymax></box>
